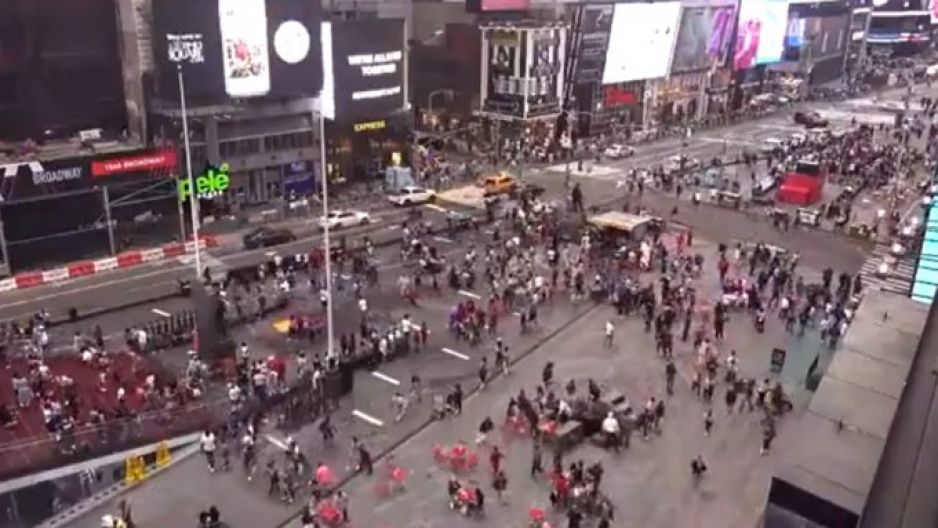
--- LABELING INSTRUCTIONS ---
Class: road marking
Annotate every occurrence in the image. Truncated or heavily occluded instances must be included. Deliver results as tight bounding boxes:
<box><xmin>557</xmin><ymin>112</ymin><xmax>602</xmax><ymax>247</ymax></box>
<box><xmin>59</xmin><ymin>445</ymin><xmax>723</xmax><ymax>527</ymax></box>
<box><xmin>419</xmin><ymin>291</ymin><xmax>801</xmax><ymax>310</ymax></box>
<box><xmin>352</xmin><ymin>409</ymin><xmax>385</xmax><ymax>427</ymax></box>
<box><xmin>458</xmin><ymin>289</ymin><xmax>480</xmax><ymax>299</ymax></box>
<box><xmin>442</xmin><ymin>347</ymin><xmax>470</xmax><ymax>361</ymax></box>
<box><xmin>371</xmin><ymin>371</ymin><xmax>401</xmax><ymax>386</ymax></box>
<box><xmin>341</xmin><ymin>274</ymin><xmax>352</xmax><ymax>280</ymax></box>
<box><xmin>385</xmin><ymin>225</ymin><xmax>400</xmax><ymax>230</ymax></box>
<box><xmin>424</xmin><ymin>203</ymin><xmax>447</xmax><ymax>213</ymax></box>
<box><xmin>434</xmin><ymin>236</ymin><xmax>455</xmax><ymax>244</ymax></box>
<box><xmin>265</xmin><ymin>434</ymin><xmax>289</xmax><ymax>451</ymax></box>
<box><xmin>151</xmin><ymin>308</ymin><xmax>171</xmax><ymax>318</ymax></box>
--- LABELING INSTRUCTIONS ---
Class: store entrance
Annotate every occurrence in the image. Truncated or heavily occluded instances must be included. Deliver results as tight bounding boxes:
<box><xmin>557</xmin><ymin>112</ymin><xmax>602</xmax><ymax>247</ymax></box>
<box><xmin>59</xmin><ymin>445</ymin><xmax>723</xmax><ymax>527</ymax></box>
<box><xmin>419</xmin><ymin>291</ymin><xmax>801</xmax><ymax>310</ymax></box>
<box><xmin>245</xmin><ymin>168</ymin><xmax>282</xmax><ymax>205</ymax></box>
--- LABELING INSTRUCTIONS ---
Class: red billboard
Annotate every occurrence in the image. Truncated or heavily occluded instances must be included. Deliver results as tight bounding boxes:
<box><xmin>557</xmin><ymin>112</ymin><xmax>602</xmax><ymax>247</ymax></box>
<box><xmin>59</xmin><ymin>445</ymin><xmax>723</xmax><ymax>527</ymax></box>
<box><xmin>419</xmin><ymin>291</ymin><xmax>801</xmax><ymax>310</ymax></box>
<box><xmin>467</xmin><ymin>0</ymin><xmax>529</xmax><ymax>12</ymax></box>
<box><xmin>91</xmin><ymin>149</ymin><xmax>178</xmax><ymax>178</ymax></box>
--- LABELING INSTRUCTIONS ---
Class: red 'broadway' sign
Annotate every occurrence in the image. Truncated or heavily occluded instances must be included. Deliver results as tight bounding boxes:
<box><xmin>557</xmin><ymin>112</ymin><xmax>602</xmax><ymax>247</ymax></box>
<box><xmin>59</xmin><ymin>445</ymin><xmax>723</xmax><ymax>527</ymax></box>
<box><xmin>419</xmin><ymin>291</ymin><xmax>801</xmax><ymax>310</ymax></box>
<box><xmin>91</xmin><ymin>150</ymin><xmax>177</xmax><ymax>178</ymax></box>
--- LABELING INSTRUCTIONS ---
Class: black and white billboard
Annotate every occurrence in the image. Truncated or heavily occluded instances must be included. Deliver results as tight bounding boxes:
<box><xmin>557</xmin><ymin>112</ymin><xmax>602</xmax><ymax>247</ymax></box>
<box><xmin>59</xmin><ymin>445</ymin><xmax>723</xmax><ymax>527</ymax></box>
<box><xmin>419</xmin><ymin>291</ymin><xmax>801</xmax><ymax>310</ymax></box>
<box><xmin>575</xmin><ymin>4</ymin><xmax>614</xmax><ymax>84</ymax></box>
<box><xmin>481</xmin><ymin>25</ymin><xmax>566</xmax><ymax>119</ymax></box>
<box><xmin>327</xmin><ymin>19</ymin><xmax>406</xmax><ymax>121</ymax></box>
<box><xmin>153</xmin><ymin>0</ymin><xmax>323</xmax><ymax>104</ymax></box>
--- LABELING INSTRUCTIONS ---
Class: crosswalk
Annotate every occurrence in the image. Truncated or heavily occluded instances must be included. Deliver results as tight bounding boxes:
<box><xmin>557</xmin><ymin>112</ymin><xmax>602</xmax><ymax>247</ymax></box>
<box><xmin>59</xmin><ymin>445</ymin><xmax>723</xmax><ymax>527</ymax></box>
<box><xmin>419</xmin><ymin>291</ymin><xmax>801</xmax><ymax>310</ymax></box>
<box><xmin>859</xmin><ymin>243</ymin><xmax>916</xmax><ymax>296</ymax></box>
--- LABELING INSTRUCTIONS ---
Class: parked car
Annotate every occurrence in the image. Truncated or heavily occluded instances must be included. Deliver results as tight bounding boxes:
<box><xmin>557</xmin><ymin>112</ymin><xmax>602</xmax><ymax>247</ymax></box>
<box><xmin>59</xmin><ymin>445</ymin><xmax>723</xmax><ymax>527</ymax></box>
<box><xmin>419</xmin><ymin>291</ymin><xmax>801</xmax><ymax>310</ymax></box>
<box><xmin>243</xmin><ymin>227</ymin><xmax>296</xmax><ymax>250</ymax></box>
<box><xmin>794</xmin><ymin>111</ymin><xmax>829</xmax><ymax>128</ymax></box>
<box><xmin>603</xmin><ymin>144</ymin><xmax>634</xmax><ymax>159</ymax></box>
<box><xmin>319</xmin><ymin>210</ymin><xmax>371</xmax><ymax>230</ymax></box>
<box><xmin>387</xmin><ymin>186</ymin><xmax>435</xmax><ymax>206</ymax></box>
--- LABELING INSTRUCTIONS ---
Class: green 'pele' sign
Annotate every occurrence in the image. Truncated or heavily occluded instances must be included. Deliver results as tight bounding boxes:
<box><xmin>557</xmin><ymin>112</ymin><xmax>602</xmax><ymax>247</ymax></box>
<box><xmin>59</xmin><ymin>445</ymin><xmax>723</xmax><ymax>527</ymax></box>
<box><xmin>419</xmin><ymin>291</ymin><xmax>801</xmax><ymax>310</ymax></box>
<box><xmin>178</xmin><ymin>163</ymin><xmax>231</xmax><ymax>201</ymax></box>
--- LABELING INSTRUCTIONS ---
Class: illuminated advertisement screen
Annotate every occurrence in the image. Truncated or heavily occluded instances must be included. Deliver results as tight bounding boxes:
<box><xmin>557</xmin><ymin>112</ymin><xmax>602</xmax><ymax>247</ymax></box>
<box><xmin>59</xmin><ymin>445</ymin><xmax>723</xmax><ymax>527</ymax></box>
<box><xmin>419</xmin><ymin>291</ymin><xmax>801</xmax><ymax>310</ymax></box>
<box><xmin>734</xmin><ymin>0</ymin><xmax>790</xmax><ymax>70</ymax></box>
<box><xmin>912</xmin><ymin>201</ymin><xmax>938</xmax><ymax>304</ymax></box>
<box><xmin>466</xmin><ymin>0</ymin><xmax>529</xmax><ymax>12</ymax></box>
<box><xmin>602</xmin><ymin>2</ymin><xmax>682</xmax><ymax>84</ymax></box>
<box><xmin>672</xmin><ymin>5</ymin><xmax>737</xmax><ymax>73</ymax></box>
<box><xmin>152</xmin><ymin>0</ymin><xmax>323</xmax><ymax>104</ymax></box>
<box><xmin>330</xmin><ymin>19</ymin><xmax>405</xmax><ymax>121</ymax></box>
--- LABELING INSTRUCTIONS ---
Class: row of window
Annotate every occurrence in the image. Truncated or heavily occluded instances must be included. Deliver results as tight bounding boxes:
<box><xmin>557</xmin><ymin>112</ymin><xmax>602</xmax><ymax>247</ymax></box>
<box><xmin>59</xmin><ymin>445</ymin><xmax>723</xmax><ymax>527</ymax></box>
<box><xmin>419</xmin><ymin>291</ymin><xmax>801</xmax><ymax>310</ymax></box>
<box><xmin>217</xmin><ymin>131</ymin><xmax>314</xmax><ymax>159</ymax></box>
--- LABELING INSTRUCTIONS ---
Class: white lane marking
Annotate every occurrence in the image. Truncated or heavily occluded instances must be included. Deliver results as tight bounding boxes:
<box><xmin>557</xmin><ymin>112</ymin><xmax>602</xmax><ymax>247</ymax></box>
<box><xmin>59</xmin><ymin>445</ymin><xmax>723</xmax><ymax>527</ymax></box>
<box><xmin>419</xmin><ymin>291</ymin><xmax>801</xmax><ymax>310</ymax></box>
<box><xmin>151</xmin><ymin>308</ymin><xmax>171</xmax><ymax>318</ymax></box>
<box><xmin>457</xmin><ymin>289</ymin><xmax>480</xmax><ymax>299</ymax></box>
<box><xmin>371</xmin><ymin>371</ymin><xmax>401</xmax><ymax>386</ymax></box>
<box><xmin>265</xmin><ymin>434</ymin><xmax>289</xmax><ymax>451</ymax></box>
<box><xmin>352</xmin><ymin>409</ymin><xmax>385</xmax><ymax>427</ymax></box>
<box><xmin>434</xmin><ymin>236</ymin><xmax>455</xmax><ymax>244</ymax></box>
<box><xmin>442</xmin><ymin>347</ymin><xmax>470</xmax><ymax>361</ymax></box>
<box><xmin>385</xmin><ymin>225</ymin><xmax>400</xmax><ymax>230</ymax></box>
<box><xmin>424</xmin><ymin>203</ymin><xmax>447</xmax><ymax>213</ymax></box>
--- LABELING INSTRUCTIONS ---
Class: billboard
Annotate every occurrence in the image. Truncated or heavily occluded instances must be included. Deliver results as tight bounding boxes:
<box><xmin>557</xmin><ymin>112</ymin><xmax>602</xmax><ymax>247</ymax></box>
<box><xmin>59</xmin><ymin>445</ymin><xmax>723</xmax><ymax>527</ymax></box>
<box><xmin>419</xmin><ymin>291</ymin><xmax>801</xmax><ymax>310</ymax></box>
<box><xmin>734</xmin><ymin>0</ymin><xmax>790</xmax><ymax>70</ymax></box>
<box><xmin>672</xmin><ymin>5</ymin><xmax>737</xmax><ymax>73</ymax></box>
<box><xmin>152</xmin><ymin>0</ymin><xmax>323</xmax><ymax>104</ymax></box>
<box><xmin>784</xmin><ymin>14</ymin><xmax>849</xmax><ymax>61</ymax></box>
<box><xmin>0</xmin><ymin>149</ymin><xmax>177</xmax><ymax>203</ymax></box>
<box><xmin>329</xmin><ymin>19</ymin><xmax>405</xmax><ymax>121</ymax></box>
<box><xmin>574</xmin><ymin>4</ymin><xmax>614</xmax><ymax>84</ymax></box>
<box><xmin>602</xmin><ymin>2</ymin><xmax>682</xmax><ymax>84</ymax></box>
<box><xmin>467</xmin><ymin>0</ymin><xmax>530</xmax><ymax>11</ymax></box>
<box><xmin>912</xmin><ymin>199</ymin><xmax>938</xmax><ymax>304</ymax></box>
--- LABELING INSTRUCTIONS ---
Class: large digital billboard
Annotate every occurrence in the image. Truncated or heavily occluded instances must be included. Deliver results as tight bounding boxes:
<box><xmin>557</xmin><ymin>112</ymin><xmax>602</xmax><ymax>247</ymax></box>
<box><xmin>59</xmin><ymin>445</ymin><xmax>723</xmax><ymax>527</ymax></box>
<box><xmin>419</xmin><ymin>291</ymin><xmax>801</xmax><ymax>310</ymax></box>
<box><xmin>734</xmin><ymin>0</ymin><xmax>790</xmax><ymax>70</ymax></box>
<box><xmin>913</xmin><ymin>199</ymin><xmax>938</xmax><ymax>304</ymax></box>
<box><xmin>602</xmin><ymin>2</ymin><xmax>682</xmax><ymax>84</ymax></box>
<box><xmin>152</xmin><ymin>0</ymin><xmax>323</xmax><ymax>104</ymax></box>
<box><xmin>466</xmin><ymin>0</ymin><xmax>530</xmax><ymax>11</ymax></box>
<box><xmin>672</xmin><ymin>5</ymin><xmax>737</xmax><ymax>73</ymax></box>
<box><xmin>330</xmin><ymin>19</ymin><xmax>405</xmax><ymax>121</ymax></box>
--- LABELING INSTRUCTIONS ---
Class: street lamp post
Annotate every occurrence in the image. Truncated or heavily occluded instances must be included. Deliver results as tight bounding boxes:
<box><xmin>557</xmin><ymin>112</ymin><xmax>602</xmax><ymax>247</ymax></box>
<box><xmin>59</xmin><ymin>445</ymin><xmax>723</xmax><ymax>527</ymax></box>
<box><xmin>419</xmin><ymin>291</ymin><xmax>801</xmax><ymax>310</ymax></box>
<box><xmin>176</xmin><ymin>65</ymin><xmax>202</xmax><ymax>278</ymax></box>
<box><xmin>317</xmin><ymin>111</ymin><xmax>335</xmax><ymax>358</ymax></box>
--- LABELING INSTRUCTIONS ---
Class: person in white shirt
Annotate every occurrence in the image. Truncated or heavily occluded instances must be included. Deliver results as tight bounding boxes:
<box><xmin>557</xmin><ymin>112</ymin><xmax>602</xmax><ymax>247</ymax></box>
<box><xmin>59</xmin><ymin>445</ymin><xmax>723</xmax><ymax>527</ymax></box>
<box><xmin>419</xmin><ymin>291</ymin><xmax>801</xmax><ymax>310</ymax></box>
<box><xmin>601</xmin><ymin>412</ymin><xmax>621</xmax><ymax>450</ymax></box>
<box><xmin>604</xmin><ymin>320</ymin><xmax>614</xmax><ymax>348</ymax></box>
<box><xmin>200</xmin><ymin>430</ymin><xmax>217</xmax><ymax>472</ymax></box>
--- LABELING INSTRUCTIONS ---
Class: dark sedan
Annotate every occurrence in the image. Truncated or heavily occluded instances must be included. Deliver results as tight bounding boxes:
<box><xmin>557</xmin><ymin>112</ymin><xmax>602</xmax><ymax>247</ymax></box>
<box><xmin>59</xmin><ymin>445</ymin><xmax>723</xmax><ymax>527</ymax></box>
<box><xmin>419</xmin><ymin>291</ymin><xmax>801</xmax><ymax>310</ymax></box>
<box><xmin>243</xmin><ymin>227</ymin><xmax>296</xmax><ymax>250</ymax></box>
<box><xmin>793</xmin><ymin>111</ymin><xmax>828</xmax><ymax>129</ymax></box>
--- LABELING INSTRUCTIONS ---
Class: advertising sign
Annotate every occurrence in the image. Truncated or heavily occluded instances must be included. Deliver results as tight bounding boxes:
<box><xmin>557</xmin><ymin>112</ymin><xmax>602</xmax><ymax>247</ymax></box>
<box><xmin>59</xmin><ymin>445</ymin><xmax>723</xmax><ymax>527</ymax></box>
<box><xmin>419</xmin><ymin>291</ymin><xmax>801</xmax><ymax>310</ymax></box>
<box><xmin>932</xmin><ymin>0</ymin><xmax>938</xmax><ymax>24</ymax></box>
<box><xmin>574</xmin><ymin>4</ymin><xmax>614</xmax><ymax>84</ymax></box>
<box><xmin>672</xmin><ymin>5</ymin><xmax>737</xmax><ymax>73</ymax></box>
<box><xmin>602</xmin><ymin>2</ymin><xmax>682</xmax><ymax>84</ymax></box>
<box><xmin>872</xmin><ymin>0</ymin><xmax>927</xmax><ymax>11</ymax></box>
<box><xmin>152</xmin><ymin>0</ymin><xmax>323</xmax><ymax>104</ymax></box>
<box><xmin>485</xmin><ymin>29</ymin><xmax>524</xmax><ymax>111</ymax></box>
<box><xmin>283</xmin><ymin>160</ymin><xmax>316</xmax><ymax>195</ymax></box>
<box><xmin>466</xmin><ymin>0</ymin><xmax>530</xmax><ymax>12</ymax></box>
<box><xmin>0</xmin><ymin>160</ymin><xmax>90</xmax><ymax>202</ymax></box>
<box><xmin>329</xmin><ymin>19</ymin><xmax>405</xmax><ymax>121</ymax></box>
<box><xmin>91</xmin><ymin>150</ymin><xmax>178</xmax><ymax>178</ymax></box>
<box><xmin>178</xmin><ymin>164</ymin><xmax>231</xmax><ymax>201</ymax></box>
<box><xmin>734</xmin><ymin>0</ymin><xmax>790</xmax><ymax>70</ymax></box>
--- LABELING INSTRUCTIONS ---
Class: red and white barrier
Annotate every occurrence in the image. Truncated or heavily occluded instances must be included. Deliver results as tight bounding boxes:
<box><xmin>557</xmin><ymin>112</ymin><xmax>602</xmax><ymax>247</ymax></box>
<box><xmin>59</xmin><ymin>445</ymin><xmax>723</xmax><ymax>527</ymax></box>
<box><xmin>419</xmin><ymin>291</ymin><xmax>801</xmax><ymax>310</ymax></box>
<box><xmin>1</xmin><ymin>236</ymin><xmax>218</xmax><ymax>291</ymax></box>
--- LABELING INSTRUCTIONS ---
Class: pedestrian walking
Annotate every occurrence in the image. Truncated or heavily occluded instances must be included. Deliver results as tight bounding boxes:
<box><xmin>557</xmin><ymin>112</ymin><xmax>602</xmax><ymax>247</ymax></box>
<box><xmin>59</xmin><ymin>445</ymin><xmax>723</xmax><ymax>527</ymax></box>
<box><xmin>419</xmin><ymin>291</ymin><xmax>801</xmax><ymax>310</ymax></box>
<box><xmin>703</xmin><ymin>408</ymin><xmax>714</xmax><ymax>436</ymax></box>
<box><xmin>530</xmin><ymin>440</ymin><xmax>544</xmax><ymax>478</ymax></box>
<box><xmin>604</xmin><ymin>320</ymin><xmax>614</xmax><ymax>347</ymax></box>
<box><xmin>478</xmin><ymin>356</ymin><xmax>489</xmax><ymax>389</ymax></box>
<box><xmin>493</xmin><ymin>470</ymin><xmax>508</xmax><ymax>505</ymax></box>
<box><xmin>200</xmin><ymin>430</ymin><xmax>217</xmax><ymax>473</ymax></box>
<box><xmin>691</xmin><ymin>455</ymin><xmax>708</xmax><ymax>484</ymax></box>
<box><xmin>665</xmin><ymin>359</ymin><xmax>677</xmax><ymax>395</ymax></box>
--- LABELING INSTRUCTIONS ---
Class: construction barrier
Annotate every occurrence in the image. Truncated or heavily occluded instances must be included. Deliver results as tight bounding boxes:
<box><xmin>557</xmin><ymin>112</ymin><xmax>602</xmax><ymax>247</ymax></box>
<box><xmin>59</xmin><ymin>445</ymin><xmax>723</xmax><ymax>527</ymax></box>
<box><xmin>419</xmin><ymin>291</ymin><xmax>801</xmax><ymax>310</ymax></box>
<box><xmin>123</xmin><ymin>455</ymin><xmax>147</xmax><ymax>485</ymax></box>
<box><xmin>155</xmin><ymin>441</ymin><xmax>171</xmax><ymax>467</ymax></box>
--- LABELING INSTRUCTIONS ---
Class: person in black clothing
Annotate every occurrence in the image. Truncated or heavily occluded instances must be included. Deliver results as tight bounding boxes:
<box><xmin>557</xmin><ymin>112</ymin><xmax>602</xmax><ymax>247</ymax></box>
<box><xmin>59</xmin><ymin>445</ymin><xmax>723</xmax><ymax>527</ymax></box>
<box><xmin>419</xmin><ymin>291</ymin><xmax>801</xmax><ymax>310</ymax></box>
<box><xmin>665</xmin><ymin>360</ymin><xmax>677</xmax><ymax>395</ymax></box>
<box><xmin>357</xmin><ymin>444</ymin><xmax>373</xmax><ymax>475</ymax></box>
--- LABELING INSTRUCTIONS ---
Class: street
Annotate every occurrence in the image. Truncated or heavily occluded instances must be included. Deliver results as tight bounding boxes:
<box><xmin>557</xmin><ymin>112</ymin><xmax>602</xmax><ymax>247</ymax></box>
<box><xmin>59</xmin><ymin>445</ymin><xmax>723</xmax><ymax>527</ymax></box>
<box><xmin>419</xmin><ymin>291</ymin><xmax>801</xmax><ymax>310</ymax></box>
<box><xmin>49</xmin><ymin>89</ymin><xmax>925</xmax><ymax>528</ymax></box>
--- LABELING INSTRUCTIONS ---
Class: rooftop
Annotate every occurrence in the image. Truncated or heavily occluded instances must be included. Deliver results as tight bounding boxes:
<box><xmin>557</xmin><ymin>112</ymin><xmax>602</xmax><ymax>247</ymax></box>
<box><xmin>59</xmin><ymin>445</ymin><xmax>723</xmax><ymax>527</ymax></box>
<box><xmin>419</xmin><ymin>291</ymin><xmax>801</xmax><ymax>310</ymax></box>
<box><xmin>766</xmin><ymin>289</ymin><xmax>929</xmax><ymax>527</ymax></box>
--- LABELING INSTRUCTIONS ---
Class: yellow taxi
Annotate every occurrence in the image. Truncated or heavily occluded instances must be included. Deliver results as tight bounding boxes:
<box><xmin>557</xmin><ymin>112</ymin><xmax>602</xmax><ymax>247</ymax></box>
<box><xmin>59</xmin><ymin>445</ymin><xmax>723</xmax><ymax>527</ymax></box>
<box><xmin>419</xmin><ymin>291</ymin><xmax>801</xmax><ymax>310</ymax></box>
<box><xmin>477</xmin><ymin>172</ymin><xmax>518</xmax><ymax>196</ymax></box>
